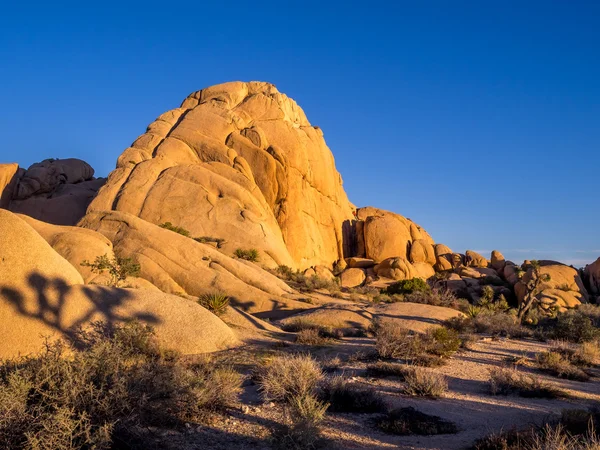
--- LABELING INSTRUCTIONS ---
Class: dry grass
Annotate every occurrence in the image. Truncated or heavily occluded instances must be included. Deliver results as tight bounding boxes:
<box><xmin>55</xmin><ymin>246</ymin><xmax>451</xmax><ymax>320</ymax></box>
<box><xmin>445</xmin><ymin>312</ymin><xmax>531</xmax><ymax>338</ymax></box>
<box><xmin>402</xmin><ymin>367</ymin><xmax>448</xmax><ymax>397</ymax></box>
<box><xmin>0</xmin><ymin>321</ymin><xmax>242</xmax><ymax>449</ymax></box>
<box><xmin>319</xmin><ymin>375</ymin><xmax>386</xmax><ymax>413</ymax></box>
<box><xmin>366</xmin><ymin>361</ymin><xmax>412</xmax><ymax>379</ymax></box>
<box><xmin>256</xmin><ymin>354</ymin><xmax>323</xmax><ymax>402</ymax></box>
<box><xmin>536</xmin><ymin>351</ymin><xmax>590</xmax><ymax>382</ymax></box>
<box><xmin>281</xmin><ymin>318</ymin><xmax>343</xmax><ymax>339</ymax></box>
<box><xmin>376</xmin><ymin>407</ymin><xmax>458</xmax><ymax>436</ymax></box>
<box><xmin>375</xmin><ymin>321</ymin><xmax>460</xmax><ymax>366</ymax></box>
<box><xmin>489</xmin><ymin>367</ymin><xmax>567</xmax><ymax>399</ymax></box>
<box><xmin>296</xmin><ymin>329</ymin><xmax>332</xmax><ymax>346</ymax></box>
<box><xmin>272</xmin><ymin>393</ymin><xmax>329</xmax><ymax>450</ymax></box>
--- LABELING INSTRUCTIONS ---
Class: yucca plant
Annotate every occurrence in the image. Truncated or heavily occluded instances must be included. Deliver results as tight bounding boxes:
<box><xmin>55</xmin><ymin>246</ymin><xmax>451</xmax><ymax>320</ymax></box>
<box><xmin>198</xmin><ymin>292</ymin><xmax>230</xmax><ymax>315</ymax></box>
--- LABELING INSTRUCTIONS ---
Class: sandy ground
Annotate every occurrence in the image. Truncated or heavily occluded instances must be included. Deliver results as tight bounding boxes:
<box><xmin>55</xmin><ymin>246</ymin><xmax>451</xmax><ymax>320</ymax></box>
<box><xmin>142</xmin><ymin>331</ymin><xmax>600</xmax><ymax>450</ymax></box>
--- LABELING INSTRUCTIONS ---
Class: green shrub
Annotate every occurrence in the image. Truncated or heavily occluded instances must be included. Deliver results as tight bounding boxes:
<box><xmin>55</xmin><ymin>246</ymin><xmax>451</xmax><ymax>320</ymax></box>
<box><xmin>193</xmin><ymin>236</ymin><xmax>225</xmax><ymax>247</ymax></box>
<box><xmin>257</xmin><ymin>354</ymin><xmax>323</xmax><ymax>402</ymax></box>
<box><xmin>402</xmin><ymin>367</ymin><xmax>448</xmax><ymax>397</ymax></box>
<box><xmin>384</xmin><ymin>278</ymin><xmax>430</xmax><ymax>296</ymax></box>
<box><xmin>159</xmin><ymin>221</ymin><xmax>190</xmax><ymax>237</ymax></box>
<box><xmin>234</xmin><ymin>248</ymin><xmax>260</xmax><ymax>261</ymax></box>
<box><xmin>489</xmin><ymin>367</ymin><xmax>566</xmax><ymax>399</ymax></box>
<box><xmin>403</xmin><ymin>288</ymin><xmax>467</xmax><ymax>310</ymax></box>
<box><xmin>198</xmin><ymin>292</ymin><xmax>230</xmax><ymax>316</ymax></box>
<box><xmin>445</xmin><ymin>311</ymin><xmax>531</xmax><ymax>339</ymax></box>
<box><xmin>81</xmin><ymin>254</ymin><xmax>141</xmax><ymax>287</ymax></box>
<box><xmin>544</xmin><ymin>310</ymin><xmax>600</xmax><ymax>343</ymax></box>
<box><xmin>319</xmin><ymin>376</ymin><xmax>386</xmax><ymax>413</ymax></box>
<box><xmin>376</xmin><ymin>407</ymin><xmax>458</xmax><ymax>436</ymax></box>
<box><xmin>0</xmin><ymin>322</ymin><xmax>241</xmax><ymax>449</ymax></box>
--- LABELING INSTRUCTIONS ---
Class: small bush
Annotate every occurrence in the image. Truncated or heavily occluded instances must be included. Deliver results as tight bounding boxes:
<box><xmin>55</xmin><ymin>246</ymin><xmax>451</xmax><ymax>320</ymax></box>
<box><xmin>384</xmin><ymin>278</ymin><xmax>430</xmax><ymax>296</ymax></box>
<box><xmin>193</xmin><ymin>236</ymin><xmax>225</xmax><ymax>247</ymax></box>
<box><xmin>296</xmin><ymin>329</ymin><xmax>332</xmax><ymax>346</ymax></box>
<box><xmin>445</xmin><ymin>311</ymin><xmax>531</xmax><ymax>339</ymax></box>
<box><xmin>0</xmin><ymin>322</ymin><xmax>241</xmax><ymax>449</ymax></box>
<box><xmin>234</xmin><ymin>248</ymin><xmax>260</xmax><ymax>262</ymax></box>
<box><xmin>257</xmin><ymin>354</ymin><xmax>323</xmax><ymax>402</ymax></box>
<box><xmin>198</xmin><ymin>291</ymin><xmax>230</xmax><ymax>315</ymax></box>
<box><xmin>402</xmin><ymin>367</ymin><xmax>448</xmax><ymax>397</ymax></box>
<box><xmin>159</xmin><ymin>221</ymin><xmax>190</xmax><ymax>237</ymax></box>
<box><xmin>536</xmin><ymin>351</ymin><xmax>590</xmax><ymax>381</ymax></box>
<box><xmin>319</xmin><ymin>376</ymin><xmax>386</xmax><ymax>413</ymax></box>
<box><xmin>366</xmin><ymin>361</ymin><xmax>411</xmax><ymax>379</ymax></box>
<box><xmin>403</xmin><ymin>288</ymin><xmax>467</xmax><ymax>310</ymax></box>
<box><xmin>272</xmin><ymin>393</ymin><xmax>328</xmax><ymax>450</ymax></box>
<box><xmin>376</xmin><ymin>407</ymin><xmax>458</xmax><ymax>436</ymax></box>
<box><xmin>489</xmin><ymin>367</ymin><xmax>566</xmax><ymax>399</ymax></box>
<box><xmin>551</xmin><ymin>341</ymin><xmax>600</xmax><ymax>367</ymax></box>
<box><xmin>81</xmin><ymin>254</ymin><xmax>141</xmax><ymax>287</ymax></box>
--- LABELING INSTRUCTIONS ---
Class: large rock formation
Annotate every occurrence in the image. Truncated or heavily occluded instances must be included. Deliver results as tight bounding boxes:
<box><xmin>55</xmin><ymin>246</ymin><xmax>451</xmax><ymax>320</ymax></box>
<box><xmin>0</xmin><ymin>210</ymin><xmax>239</xmax><ymax>358</ymax></box>
<box><xmin>86</xmin><ymin>82</ymin><xmax>355</xmax><ymax>270</ymax></box>
<box><xmin>1</xmin><ymin>158</ymin><xmax>105</xmax><ymax>225</ymax></box>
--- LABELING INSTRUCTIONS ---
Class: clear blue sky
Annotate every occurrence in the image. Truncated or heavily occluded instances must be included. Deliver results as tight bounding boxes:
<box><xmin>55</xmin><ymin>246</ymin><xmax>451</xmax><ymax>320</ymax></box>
<box><xmin>1</xmin><ymin>1</ymin><xmax>598</xmax><ymax>267</ymax></box>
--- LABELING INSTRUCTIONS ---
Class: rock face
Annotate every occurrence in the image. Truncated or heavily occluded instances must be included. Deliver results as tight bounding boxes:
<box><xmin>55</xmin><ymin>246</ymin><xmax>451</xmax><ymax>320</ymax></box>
<box><xmin>0</xmin><ymin>210</ymin><xmax>239</xmax><ymax>358</ymax></box>
<box><xmin>79</xmin><ymin>210</ymin><xmax>312</xmax><ymax>317</ymax></box>
<box><xmin>585</xmin><ymin>257</ymin><xmax>600</xmax><ymax>297</ymax></box>
<box><xmin>515</xmin><ymin>261</ymin><xmax>589</xmax><ymax>312</ymax></box>
<box><xmin>87</xmin><ymin>82</ymin><xmax>355</xmax><ymax>270</ymax></box>
<box><xmin>2</xmin><ymin>158</ymin><xmax>105</xmax><ymax>225</ymax></box>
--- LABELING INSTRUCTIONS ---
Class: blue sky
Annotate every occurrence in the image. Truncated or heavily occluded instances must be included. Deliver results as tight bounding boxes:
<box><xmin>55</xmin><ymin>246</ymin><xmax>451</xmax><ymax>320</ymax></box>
<box><xmin>1</xmin><ymin>1</ymin><xmax>598</xmax><ymax>267</ymax></box>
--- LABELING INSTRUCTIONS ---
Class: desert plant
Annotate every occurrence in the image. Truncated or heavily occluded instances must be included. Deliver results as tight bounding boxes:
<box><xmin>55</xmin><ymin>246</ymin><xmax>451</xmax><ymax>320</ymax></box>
<box><xmin>445</xmin><ymin>311</ymin><xmax>531</xmax><ymax>339</ymax></box>
<box><xmin>81</xmin><ymin>254</ymin><xmax>141</xmax><ymax>287</ymax></box>
<box><xmin>544</xmin><ymin>309</ymin><xmax>600</xmax><ymax>343</ymax></box>
<box><xmin>319</xmin><ymin>375</ymin><xmax>386</xmax><ymax>413</ymax></box>
<box><xmin>159</xmin><ymin>221</ymin><xmax>190</xmax><ymax>237</ymax></box>
<box><xmin>281</xmin><ymin>318</ymin><xmax>343</xmax><ymax>339</ymax></box>
<box><xmin>536</xmin><ymin>351</ymin><xmax>590</xmax><ymax>381</ymax></box>
<box><xmin>193</xmin><ymin>236</ymin><xmax>225</xmax><ymax>247</ymax></box>
<box><xmin>198</xmin><ymin>291</ymin><xmax>230</xmax><ymax>315</ymax></box>
<box><xmin>402</xmin><ymin>367</ymin><xmax>448</xmax><ymax>397</ymax></box>
<box><xmin>0</xmin><ymin>321</ymin><xmax>241</xmax><ymax>449</ymax></box>
<box><xmin>384</xmin><ymin>278</ymin><xmax>430</xmax><ymax>296</ymax></box>
<box><xmin>376</xmin><ymin>407</ymin><xmax>458</xmax><ymax>436</ymax></box>
<box><xmin>489</xmin><ymin>367</ymin><xmax>566</xmax><ymax>399</ymax></box>
<box><xmin>257</xmin><ymin>354</ymin><xmax>323</xmax><ymax>402</ymax></box>
<box><xmin>272</xmin><ymin>393</ymin><xmax>329</xmax><ymax>450</ymax></box>
<box><xmin>234</xmin><ymin>248</ymin><xmax>260</xmax><ymax>262</ymax></box>
<box><xmin>366</xmin><ymin>361</ymin><xmax>411</xmax><ymax>379</ymax></box>
<box><xmin>403</xmin><ymin>288</ymin><xmax>467</xmax><ymax>310</ymax></box>
<box><xmin>296</xmin><ymin>329</ymin><xmax>332</xmax><ymax>346</ymax></box>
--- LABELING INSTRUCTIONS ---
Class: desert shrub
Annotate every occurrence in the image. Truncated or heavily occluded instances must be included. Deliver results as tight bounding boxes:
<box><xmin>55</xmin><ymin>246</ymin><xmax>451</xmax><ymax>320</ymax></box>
<box><xmin>402</xmin><ymin>367</ymin><xmax>448</xmax><ymax>397</ymax></box>
<box><xmin>159</xmin><ymin>221</ymin><xmax>190</xmax><ymax>237</ymax></box>
<box><xmin>403</xmin><ymin>288</ymin><xmax>468</xmax><ymax>310</ymax></box>
<box><xmin>296</xmin><ymin>329</ymin><xmax>332</xmax><ymax>346</ymax></box>
<box><xmin>489</xmin><ymin>367</ymin><xmax>566</xmax><ymax>399</ymax></box>
<box><xmin>0</xmin><ymin>322</ymin><xmax>241</xmax><ymax>449</ymax></box>
<box><xmin>551</xmin><ymin>341</ymin><xmax>600</xmax><ymax>367</ymax></box>
<box><xmin>543</xmin><ymin>310</ymin><xmax>600</xmax><ymax>343</ymax></box>
<box><xmin>81</xmin><ymin>254</ymin><xmax>141</xmax><ymax>287</ymax></box>
<box><xmin>445</xmin><ymin>311</ymin><xmax>531</xmax><ymax>339</ymax></box>
<box><xmin>272</xmin><ymin>392</ymin><xmax>329</xmax><ymax>450</ymax></box>
<box><xmin>193</xmin><ymin>236</ymin><xmax>225</xmax><ymax>247</ymax></box>
<box><xmin>384</xmin><ymin>278</ymin><xmax>430</xmax><ymax>296</ymax></box>
<box><xmin>297</xmin><ymin>275</ymin><xmax>341</xmax><ymax>294</ymax></box>
<box><xmin>198</xmin><ymin>291</ymin><xmax>230</xmax><ymax>315</ymax></box>
<box><xmin>276</xmin><ymin>265</ymin><xmax>295</xmax><ymax>280</ymax></box>
<box><xmin>234</xmin><ymin>248</ymin><xmax>260</xmax><ymax>262</ymax></box>
<box><xmin>536</xmin><ymin>351</ymin><xmax>590</xmax><ymax>381</ymax></box>
<box><xmin>366</xmin><ymin>361</ymin><xmax>411</xmax><ymax>379</ymax></box>
<box><xmin>281</xmin><ymin>318</ymin><xmax>343</xmax><ymax>339</ymax></box>
<box><xmin>319</xmin><ymin>376</ymin><xmax>386</xmax><ymax>413</ymax></box>
<box><xmin>257</xmin><ymin>354</ymin><xmax>323</xmax><ymax>402</ymax></box>
<box><xmin>376</xmin><ymin>407</ymin><xmax>458</xmax><ymax>436</ymax></box>
<box><xmin>374</xmin><ymin>321</ymin><xmax>459</xmax><ymax>365</ymax></box>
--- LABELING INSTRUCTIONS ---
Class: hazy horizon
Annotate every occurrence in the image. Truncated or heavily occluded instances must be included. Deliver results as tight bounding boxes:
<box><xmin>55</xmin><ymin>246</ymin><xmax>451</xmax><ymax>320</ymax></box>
<box><xmin>1</xmin><ymin>1</ymin><xmax>598</xmax><ymax>268</ymax></box>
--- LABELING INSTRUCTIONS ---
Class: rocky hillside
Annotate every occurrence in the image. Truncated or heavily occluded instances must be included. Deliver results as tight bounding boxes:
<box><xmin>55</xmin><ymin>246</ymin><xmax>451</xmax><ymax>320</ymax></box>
<box><xmin>1</xmin><ymin>81</ymin><xmax>598</xmax><ymax>360</ymax></box>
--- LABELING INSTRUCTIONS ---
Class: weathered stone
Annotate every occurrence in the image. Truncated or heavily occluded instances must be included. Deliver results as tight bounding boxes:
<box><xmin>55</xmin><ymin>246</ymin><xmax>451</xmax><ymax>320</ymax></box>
<box><xmin>340</xmin><ymin>268</ymin><xmax>366</xmax><ymax>288</ymax></box>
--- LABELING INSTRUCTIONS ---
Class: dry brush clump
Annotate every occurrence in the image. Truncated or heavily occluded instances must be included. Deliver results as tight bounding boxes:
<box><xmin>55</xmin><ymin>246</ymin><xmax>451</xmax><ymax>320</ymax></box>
<box><xmin>402</xmin><ymin>367</ymin><xmax>448</xmax><ymax>397</ymax></box>
<box><xmin>376</xmin><ymin>407</ymin><xmax>458</xmax><ymax>436</ymax></box>
<box><xmin>366</xmin><ymin>361</ymin><xmax>412</xmax><ymax>378</ymax></box>
<box><xmin>0</xmin><ymin>321</ymin><xmax>242</xmax><ymax>450</ymax></box>
<box><xmin>375</xmin><ymin>321</ymin><xmax>461</xmax><ymax>366</ymax></box>
<box><xmin>536</xmin><ymin>351</ymin><xmax>590</xmax><ymax>382</ymax></box>
<box><xmin>489</xmin><ymin>367</ymin><xmax>566</xmax><ymax>399</ymax></box>
<box><xmin>319</xmin><ymin>375</ymin><xmax>386</xmax><ymax>413</ymax></box>
<box><xmin>445</xmin><ymin>311</ymin><xmax>531</xmax><ymax>339</ymax></box>
<box><xmin>282</xmin><ymin>318</ymin><xmax>343</xmax><ymax>340</ymax></box>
